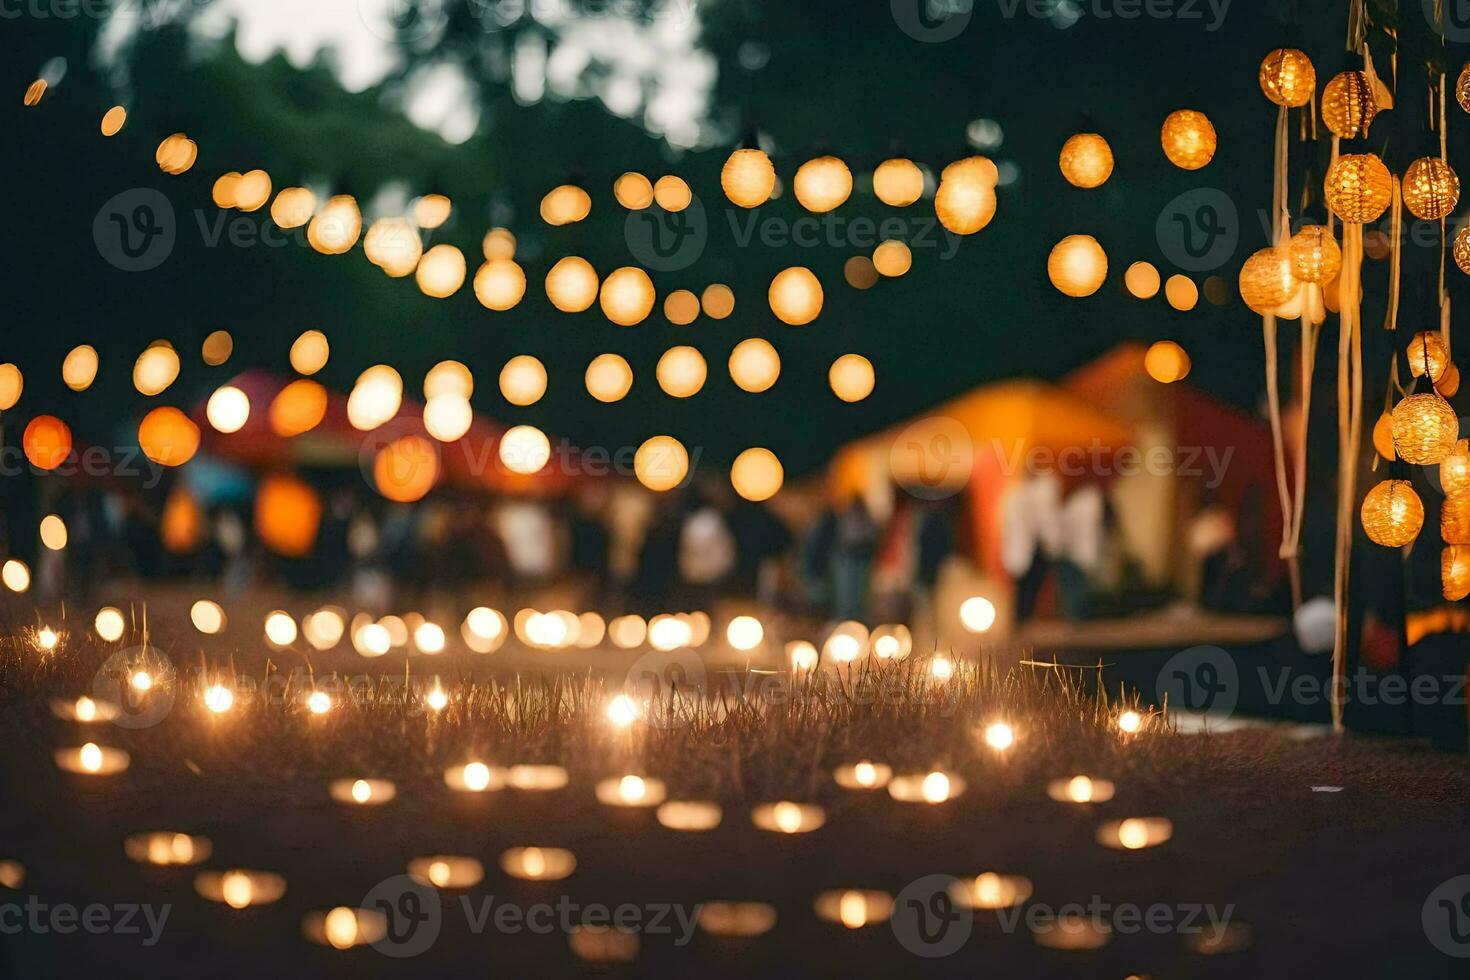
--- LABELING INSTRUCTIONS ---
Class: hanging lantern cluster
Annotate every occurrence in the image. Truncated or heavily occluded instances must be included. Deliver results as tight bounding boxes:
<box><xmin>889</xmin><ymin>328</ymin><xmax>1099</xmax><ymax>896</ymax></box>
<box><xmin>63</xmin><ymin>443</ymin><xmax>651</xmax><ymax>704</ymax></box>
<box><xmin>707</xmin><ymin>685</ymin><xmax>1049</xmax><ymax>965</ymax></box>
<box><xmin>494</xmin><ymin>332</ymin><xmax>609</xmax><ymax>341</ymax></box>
<box><xmin>1321</xmin><ymin>70</ymin><xmax>1377</xmax><ymax>138</ymax></box>
<box><xmin>1361</xmin><ymin>480</ymin><xmax>1424</xmax><ymax>548</ymax></box>
<box><xmin>1238</xmin><ymin>246</ymin><xmax>1297</xmax><ymax>314</ymax></box>
<box><xmin>1058</xmin><ymin>134</ymin><xmax>1113</xmax><ymax>189</ymax></box>
<box><xmin>1258</xmin><ymin>49</ymin><xmax>1316</xmax><ymax>107</ymax></box>
<box><xmin>1401</xmin><ymin>158</ymin><xmax>1460</xmax><ymax>221</ymax></box>
<box><xmin>1391</xmin><ymin>393</ymin><xmax>1460</xmax><ymax>465</ymax></box>
<box><xmin>1287</xmin><ymin>225</ymin><xmax>1342</xmax><ymax>284</ymax></box>
<box><xmin>1324</xmin><ymin>154</ymin><xmax>1393</xmax><ymax>224</ymax></box>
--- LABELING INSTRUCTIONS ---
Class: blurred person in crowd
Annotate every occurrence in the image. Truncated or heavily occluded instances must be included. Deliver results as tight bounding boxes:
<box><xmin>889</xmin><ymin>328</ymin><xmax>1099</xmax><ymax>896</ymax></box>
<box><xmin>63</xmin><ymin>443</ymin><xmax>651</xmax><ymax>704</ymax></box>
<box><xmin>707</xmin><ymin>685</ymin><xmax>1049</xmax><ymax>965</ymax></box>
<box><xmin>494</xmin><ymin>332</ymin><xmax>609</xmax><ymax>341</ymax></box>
<box><xmin>495</xmin><ymin>497</ymin><xmax>559</xmax><ymax>588</ymax></box>
<box><xmin>1057</xmin><ymin>482</ymin><xmax>1105</xmax><ymax>619</ymax></box>
<box><xmin>606</xmin><ymin>485</ymin><xmax>653</xmax><ymax>601</ymax></box>
<box><xmin>678</xmin><ymin>481</ymin><xmax>736</xmax><ymax>607</ymax></box>
<box><xmin>570</xmin><ymin>483</ymin><xmax>611</xmax><ymax>602</ymax></box>
<box><xmin>349</xmin><ymin>505</ymin><xmax>390</xmax><ymax>610</ymax></box>
<box><xmin>728</xmin><ymin>497</ymin><xmax>792</xmax><ymax>605</ymax></box>
<box><xmin>831</xmin><ymin>497</ymin><xmax>879</xmax><ymax>621</ymax></box>
<box><xmin>634</xmin><ymin>492</ymin><xmax>684</xmax><ymax>612</ymax></box>
<box><xmin>800</xmin><ymin>505</ymin><xmax>837</xmax><ymax>614</ymax></box>
<box><xmin>1003</xmin><ymin>470</ymin><xmax>1064</xmax><ymax>621</ymax></box>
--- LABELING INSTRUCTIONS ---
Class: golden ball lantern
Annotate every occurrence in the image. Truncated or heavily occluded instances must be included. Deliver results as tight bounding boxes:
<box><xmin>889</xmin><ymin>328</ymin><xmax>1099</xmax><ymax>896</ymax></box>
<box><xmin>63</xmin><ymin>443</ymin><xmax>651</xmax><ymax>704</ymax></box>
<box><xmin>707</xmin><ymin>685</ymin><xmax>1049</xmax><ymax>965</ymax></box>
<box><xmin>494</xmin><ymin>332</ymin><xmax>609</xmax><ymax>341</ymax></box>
<box><xmin>1445</xmin><ymin>546</ymin><xmax>1470</xmax><ymax>601</ymax></box>
<box><xmin>1259</xmin><ymin>48</ymin><xmax>1316</xmax><ymax>107</ymax></box>
<box><xmin>730</xmin><ymin>448</ymin><xmax>784</xmax><ymax>502</ymax></box>
<box><xmin>412</xmin><ymin>193</ymin><xmax>452</xmax><ymax>229</ymax></box>
<box><xmin>1407</xmin><ymin>330</ymin><xmax>1450</xmax><ymax>384</ymax></box>
<box><xmin>1287</xmin><ymin>225</ymin><xmax>1342</xmax><ymax>284</ymax></box>
<box><xmin>1402</xmin><ymin>157</ymin><xmax>1460</xmax><ymax>221</ymax></box>
<box><xmin>1160</xmin><ymin>110</ymin><xmax>1217</xmax><ymax>170</ymax></box>
<box><xmin>138</xmin><ymin>407</ymin><xmax>200</xmax><ymax>468</ymax></box>
<box><xmin>702</xmin><ymin>284</ymin><xmax>735</xmax><ymax>319</ymax></box>
<box><xmin>473</xmin><ymin>258</ymin><xmax>527</xmax><ymax>311</ymax></box>
<box><xmin>540</xmin><ymin>184</ymin><xmax>591</xmax><ymax>226</ymax></box>
<box><xmin>1360</xmin><ymin>480</ymin><xmax>1424</xmax><ymax>547</ymax></box>
<box><xmin>664</xmin><ymin>289</ymin><xmax>700</xmax><ymax>325</ymax></box>
<box><xmin>363</xmin><ymin>217</ymin><xmax>423</xmax><ymax>277</ymax></box>
<box><xmin>545</xmin><ymin>257</ymin><xmax>599</xmax><ymax>313</ymax></box>
<box><xmin>307</xmin><ymin>195</ymin><xmax>362</xmax><ymax>254</ymax></box>
<box><xmin>1238</xmin><ymin>246</ymin><xmax>1298</xmax><ymax>314</ymax></box>
<box><xmin>793</xmin><ymin>156</ymin><xmax>852</xmax><ymax>213</ymax></box>
<box><xmin>1442</xmin><ymin>440</ymin><xmax>1470</xmax><ymax>496</ymax></box>
<box><xmin>1322</xmin><ymin>70</ymin><xmax>1377</xmax><ymax>138</ymax></box>
<box><xmin>1164</xmin><ymin>275</ymin><xmax>1199</xmax><ymax>311</ymax></box>
<box><xmin>255</xmin><ymin>474</ymin><xmax>322</xmax><ymax>557</ymax></box>
<box><xmin>155</xmin><ymin>133</ymin><xmax>197</xmax><ymax>175</ymax></box>
<box><xmin>1391</xmin><ymin>392</ymin><xmax>1460</xmax><ymax>465</ymax></box>
<box><xmin>1372</xmin><ymin>412</ymin><xmax>1397</xmax><ymax>461</ymax></box>
<box><xmin>828</xmin><ymin>353</ymin><xmax>875</xmax><ymax>402</ymax></box>
<box><xmin>1459</xmin><ymin>62</ymin><xmax>1470</xmax><ymax>114</ymax></box>
<box><xmin>0</xmin><ymin>363</ymin><xmax>22</xmax><ymax>410</ymax></box>
<box><xmin>653</xmin><ymin>175</ymin><xmax>693</xmax><ymax>212</ymax></box>
<box><xmin>1047</xmin><ymin>235</ymin><xmax>1108</xmax><ymax>297</ymax></box>
<box><xmin>1443</xmin><ymin>493</ymin><xmax>1470</xmax><ymax>545</ymax></box>
<box><xmin>768</xmin><ymin>267</ymin><xmax>824</xmax><ymax>325</ymax></box>
<box><xmin>1324</xmin><ymin>153</ymin><xmax>1393</xmax><ymax>224</ymax></box>
<box><xmin>1456</xmin><ymin>226</ymin><xmax>1470</xmax><ymax>275</ymax></box>
<box><xmin>416</xmin><ymin>245</ymin><xmax>467</xmax><ymax>299</ymax></box>
<box><xmin>873</xmin><ymin>240</ymin><xmax>912</xmax><ymax>277</ymax></box>
<box><xmin>614</xmin><ymin>172</ymin><xmax>654</xmax><ymax>210</ymax></box>
<box><xmin>721</xmin><ymin>148</ymin><xmax>776</xmax><ymax>208</ymax></box>
<box><xmin>1443</xmin><ymin>363</ymin><xmax>1463</xmax><ymax>398</ymax></box>
<box><xmin>1144</xmin><ymin>340</ymin><xmax>1191</xmax><ymax>383</ymax></box>
<box><xmin>585</xmin><ymin>354</ymin><xmax>633</xmax><ymax>403</ymax></box>
<box><xmin>600</xmin><ymin>267</ymin><xmax>657</xmax><ymax>326</ymax></box>
<box><xmin>374</xmin><ymin>435</ymin><xmax>440</xmax><ymax>503</ymax></box>
<box><xmin>1058</xmin><ymin>133</ymin><xmax>1114</xmax><ymax>189</ymax></box>
<box><xmin>729</xmin><ymin>338</ymin><xmax>781</xmax><ymax>393</ymax></box>
<box><xmin>23</xmin><ymin>416</ymin><xmax>71</xmax><ymax>470</ymax></box>
<box><xmin>270</xmin><ymin>187</ymin><xmax>317</xmax><ymax>229</ymax></box>
<box><xmin>483</xmin><ymin>227</ymin><xmax>516</xmax><ymax>260</ymax></box>
<box><xmin>655</xmin><ymin>346</ymin><xmax>707</xmax><ymax>398</ymax></box>
<box><xmin>934</xmin><ymin>157</ymin><xmax>998</xmax><ymax>234</ymax></box>
<box><xmin>634</xmin><ymin>436</ymin><xmax>689</xmax><ymax>492</ymax></box>
<box><xmin>499</xmin><ymin>355</ymin><xmax>547</xmax><ymax>406</ymax></box>
<box><xmin>1124</xmin><ymin>261</ymin><xmax>1160</xmax><ymax>299</ymax></box>
<box><xmin>873</xmin><ymin>158</ymin><xmax>925</xmax><ymax>206</ymax></box>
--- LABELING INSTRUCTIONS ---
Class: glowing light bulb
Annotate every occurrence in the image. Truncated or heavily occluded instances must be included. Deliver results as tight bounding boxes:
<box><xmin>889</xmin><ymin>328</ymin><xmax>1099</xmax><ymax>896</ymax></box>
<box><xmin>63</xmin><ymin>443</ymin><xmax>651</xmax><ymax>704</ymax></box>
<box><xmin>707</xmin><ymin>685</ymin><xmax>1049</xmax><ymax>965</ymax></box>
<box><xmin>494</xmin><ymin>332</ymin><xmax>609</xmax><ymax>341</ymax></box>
<box><xmin>921</xmin><ymin>771</ymin><xmax>951</xmax><ymax>803</ymax></box>
<box><xmin>1117</xmin><ymin>710</ymin><xmax>1143</xmax><ymax>734</ymax></box>
<box><xmin>80</xmin><ymin>742</ymin><xmax>103</xmax><ymax>772</ymax></box>
<box><xmin>307</xmin><ymin>691</ymin><xmax>332</xmax><ymax>715</ymax></box>
<box><xmin>204</xmin><ymin>684</ymin><xmax>234</xmax><ymax>714</ymax></box>
<box><xmin>984</xmin><ymin>722</ymin><xmax>1014</xmax><ymax>751</ymax></box>
<box><xmin>607</xmin><ymin>694</ymin><xmax>638</xmax><ymax>727</ymax></box>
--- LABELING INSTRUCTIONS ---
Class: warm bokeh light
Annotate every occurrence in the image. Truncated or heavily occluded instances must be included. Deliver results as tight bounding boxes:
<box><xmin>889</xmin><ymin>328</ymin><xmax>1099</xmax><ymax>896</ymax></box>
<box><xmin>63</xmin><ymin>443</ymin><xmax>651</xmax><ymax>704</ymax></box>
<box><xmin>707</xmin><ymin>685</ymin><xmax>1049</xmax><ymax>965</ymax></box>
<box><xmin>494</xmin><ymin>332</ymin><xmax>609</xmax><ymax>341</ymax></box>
<box><xmin>0</xmin><ymin>363</ymin><xmax>21</xmax><ymax>410</ymax></box>
<box><xmin>39</xmin><ymin>514</ymin><xmax>67</xmax><ymax>550</ymax></box>
<box><xmin>828</xmin><ymin>354</ymin><xmax>875</xmax><ymax>402</ymax></box>
<box><xmin>270</xmin><ymin>187</ymin><xmax>317</xmax><ymax>229</ymax></box>
<box><xmin>872</xmin><ymin>240</ymin><xmax>912</xmax><ymax>277</ymax></box>
<box><xmin>726</xmin><ymin>614</ymin><xmax>765</xmax><ymax>650</ymax></box>
<box><xmin>94</xmin><ymin>607</ymin><xmax>126</xmax><ymax>642</ymax></box>
<box><xmin>499</xmin><ymin>425</ymin><xmax>552</xmax><ymax>475</ymax></box>
<box><xmin>540</xmin><ymin>185</ymin><xmax>592</xmax><ymax>225</ymax></box>
<box><xmin>752</xmin><ymin>801</ymin><xmax>826</xmax><ymax>834</ymax></box>
<box><xmin>663</xmin><ymin>288</ymin><xmax>701</xmax><ymax>325</ymax></box>
<box><xmin>1124</xmin><ymin>261</ymin><xmax>1160</xmax><ymax>299</ymax></box>
<box><xmin>935</xmin><ymin>156</ymin><xmax>998</xmax><ymax>234</ymax></box>
<box><xmin>872</xmin><ymin>157</ymin><xmax>925</xmax><ymax>206</ymax></box>
<box><xmin>600</xmin><ymin>267</ymin><xmax>657</xmax><ymax>326</ymax></box>
<box><xmin>653</xmin><ymin>175</ymin><xmax>692</xmax><ymax>211</ymax></box>
<box><xmin>412</xmin><ymin>193</ymin><xmax>452</xmax><ymax>229</ymax></box>
<box><xmin>634</xmin><ymin>435</ymin><xmax>689</xmax><ymax>492</ymax></box>
<box><xmin>1047</xmin><ymin>235</ymin><xmax>1108</xmax><ymax>297</ymax></box>
<box><xmin>545</xmin><ymin>256</ymin><xmax>600</xmax><ymax>312</ymax></box>
<box><xmin>347</xmin><ymin>365</ymin><xmax>404</xmax><ymax>430</ymax></box>
<box><xmin>655</xmin><ymin>346</ymin><xmax>707</xmax><ymax>398</ymax></box>
<box><xmin>585</xmin><ymin>354</ymin><xmax>634</xmax><ymax>403</ymax></box>
<box><xmin>138</xmin><ymin>407</ymin><xmax>200</xmax><ymax>467</ymax></box>
<box><xmin>206</xmin><ymin>385</ymin><xmax>250</xmax><ymax>433</ymax></box>
<box><xmin>768</xmin><ymin>267</ymin><xmax>823</xmax><ymax>325</ymax></box>
<box><xmin>1144</xmin><ymin>340</ymin><xmax>1191</xmax><ymax>383</ymax></box>
<box><xmin>474</xmin><ymin>258</ymin><xmax>527</xmax><ymax>310</ymax></box>
<box><xmin>61</xmin><ymin>345</ymin><xmax>98</xmax><ymax>391</ymax></box>
<box><xmin>729</xmin><ymin>338</ymin><xmax>781</xmax><ymax>393</ymax></box>
<box><xmin>374</xmin><ymin>435</ymin><xmax>440</xmax><ymax>502</ymax></box>
<box><xmin>701</xmin><ymin>284</ymin><xmax>735</xmax><ymax>319</ymax></box>
<box><xmin>1160</xmin><ymin>109</ymin><xmax>1217</xmax><ymax>170</ymax></box>
<box><xmin>1164</xmin><ymin>273</ymin><xmax>1199</xmax><ymax>310</ymax></box>
<box><xmin>290</xmin><ymin>330</ymin><xmax>330</xmax><ymax>375</ymax></box>
<box><xmin>2</xmin><ymin>560</ymin><xmax>31</xmax><ymax>594</ymax></box>
<box><xmin>613</xmin><ymin>172</ymin><xmax>654</xmax><ymax>209</ymax></box>
<box><xmin>307</xmin><ymin>195</ymin><xmax>362</xmax><ymax>254</ymax></box>
<box><xmin>730</xmin><ymin>448</ymin><xmax>784</xmax><ymax>501</ymax></box>
<box><xmin>363</xmin><ymin>216</ymin><xmax>424</xmax><ymax>277</ymax></box>
<box><xmin>190</xmin><ymin>599</ymin><xmax>226</xmax><ymax>634</ymax></box>
<box><xmin>133</xmin><ymin>342</ymin><xmax>180</xmax><ymax>396</ymax></box>
<box><xmin>499</xmin><ymin>355</ymin><xmax>548</xmax><ymax>406</ymax></box>
<box><xmin>793</xmin><ymin>155</ymin><xmax>852</xmax><ymax>212</ymax></box>
<box><xmin>269</xmin><ymin>380</ymin><xmax>328</xmax><ymax>438</ymax></box>
<box><xmin>1058</xmin><ymin>132</ymin><xmax>1114</xmax><ymax>188</ymax></box>
<box><xmin>721</xmin><ymin>148</ymin><xmax>776</xmax><ymax>208</ymax></box>
<box><xmin>100</xmin><ymin>105</ymin><xmax>127</xmax><ymax>136</ymax></box>
<box><xmin>417</xmin><ymin>244</ymin><xmax>468</xmax><ymax>298</ymax></box>
<box><xmin>959</xmin><ymin>596</ymin><xmax>996</xmax><ymax>633</ymax></box>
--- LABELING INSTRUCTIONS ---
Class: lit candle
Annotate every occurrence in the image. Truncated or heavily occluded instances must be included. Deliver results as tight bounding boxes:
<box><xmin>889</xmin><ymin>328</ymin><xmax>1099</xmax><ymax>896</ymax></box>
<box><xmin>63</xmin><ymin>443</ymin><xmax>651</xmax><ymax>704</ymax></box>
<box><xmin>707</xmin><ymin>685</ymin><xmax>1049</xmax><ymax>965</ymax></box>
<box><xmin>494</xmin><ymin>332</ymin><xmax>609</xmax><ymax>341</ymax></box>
<box><xmin>55</xmin><ymin>742</ymin><xmax>129</xmax><ymax>775</ymax></box>
<box><xmin>50</xmin><ymin>697</ymin><xmax>119</xmax><ymax>723</ymax></box>
<box><xmin>1031</xmin><ymin>912</ymin><xmax>1112</xmax><ymax>950</ymax></box>
<box><xmin>569</xmin><ymin>925</ymin><xmax>640</xmax><ymax>964</ymax></box>
<box><xmin>34</xmin><ymin>627</ymin><xmax>60</xmax><ymax>652</ymax></box>
<box><xmin>750</xmin><ymin>801</ymin><xmax>825</xmax><ymax>834</ymax></box>
<box><xmin>125</xmin><ymin>833</ymin><xmax>211</xmax><ymax>867</ymax></box>
<box><xmin>500</xmin><ymin>846</ymin><xmax>576</xmax><ymax>881</ymax></box>
<box><xmin>306</xmin><ymin>691</ymin><xmax>333</xmax><ymax>715</ymax></box>
<box><xmin>950</xmin><ymin>872</ymin><xmax>1032</xmax><ymax>910</ymax></box>
<box><xmin>303</xmin><ymin>907</ymin><xmax>387</xmax><ymax>949</ymax></box>
<box><xmin>655</xmin><ymin>801</ymin><xmax>723</xmax><ymax>831</ymax></box>
<box><xmin>982</xmin><ymin>722</ymin><xmax>1015</xmax><ymax>751</ymax></box>
<box><xmin>834</xmin><ymin>761</ymin><xmax>892</xmax><ymax>790</ymax></box>
<box><xmin>1047</xmin><ymin>776</ymin><xmax>1116</xmax><ymax>804</ymax></box>
<box><xmin>329</xmin><ymin>778</ymin><xmax>396</xmax><ymax>806</ymax></box>
<box><xmin>1097</xmin><ymin>817</ymin><xmax>1172</xmax><ymax>850</ymax></box>
<box><xmin>445</xmin><ymin>762</ymin><xmax>507</xmax><ymax>793</ymax></box>
<box><xmin>888</xmin><ymin>770</ymin><xmax>966</xmax><ymax>804</ymax></box>
<box><xmin>507</xmin><ymin>765</ymin><xmax>569</xmax><ymax>791</ymax></box>
<box><xmin>1116</xmin><ymin>709</ymin><xmax>1144</xmax><ymax>734</ymax></box>
<box><xmin>195</xmin><ymin>869</ymin><xmax>287</xmax><ymax>909</ymax></box>
<box><xmin>696</xmin><ymin>902</ymin><xmax>777</xmax><ymax>938</ymax></box>
<box><xmin>605</xmin><ymin>694</ymin><xmax>640</xmax><ymax>727</ymax></box>
<box><xmin>595</xmin><ymin>774</ymin><xmax>666</xmax><ymax>808</ymax></box>
<box><xmin>814</xmin><ymin>889</ymin><xmax>894</xmax><ymax>929</ymax></box>
<box><xmin>424</xmin><ymin>681</ymin><xmax>448</xmax><ymax>712</ymax></box>
<box><xmin>407</xmin><ymin>856</ymin><xmax>484</xmax><ymax>889</ymax></box>
<box><xmin>203</xmin><ymin>684</ymin><xmax>234</xmax><ymax>714</ymax></box>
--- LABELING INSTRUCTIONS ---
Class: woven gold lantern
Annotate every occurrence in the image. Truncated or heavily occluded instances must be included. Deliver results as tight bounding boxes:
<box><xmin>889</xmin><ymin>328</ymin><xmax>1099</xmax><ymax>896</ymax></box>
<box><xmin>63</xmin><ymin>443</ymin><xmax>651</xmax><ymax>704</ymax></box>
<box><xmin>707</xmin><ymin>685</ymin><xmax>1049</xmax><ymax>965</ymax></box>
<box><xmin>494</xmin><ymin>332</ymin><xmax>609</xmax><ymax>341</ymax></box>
<box><xmin>721</xmin><ymin>148</ymin><xmax>776</xmax><ymax>209</ymax></box>
<box><xmin>600</xmin><ymin>267</ymin><xmax>656</xmax><ymax>326</ymax></box>
<box><xmin>935</xmin><ymin>157</ymin><xmax>998</xmax><ymax>234</ymax></box>
<box><xmin>1321</xmin><ymin>70</ymin><xmax>1377</xmax><ymax>138</ymax></box>
<box><xmin>1402</xmin><ymin>157</ymin><xmax>1460</xmax><ymax>221</ymax></box>
<box><xmin>545</xmin><ymin>257</ymin><xmax>599</xmax><ymax>313</ymax></box>
<box><xmin>873</xmin><ymin>158</ymin><xmax>925</xmax><ymax>206</ymax></box>
<box><xmin>1443</xmin><ymin>493</ymin><xmax>1470</xmax><ymax>545</ymax></box>
<box><xmin>1458</xmin><ymin>62</ymin><xmax>1470</xmax><ymax>114</ymax></box>
<box><xmin>1259</xmin><ymin>48</ymin><xmax>1316</xmax><ymax>107</ymax></box>
<box><xmin>1442</xmin><ymin>363</ymin><xmax>1462</xmax><ymax>397</ymax></box>
<box><xmin>1287</xmin><ymin>225</ymin><xmax>1341</xmax><ymax>284</ymax></box>
<box><xmin>1360</xmin><ymin>480</ymin><xmax>1424</xmax><ymax>547</ymax></box>
<box><xmin>1391</xmin><ymin>392</ymin><xmax>1460</xmax><ymax>465</ymax></box>
<box><xmin>768</xmin><ymin>267</ymin><xmax>824</xmax><ymax>325</ymax></box>
<box><xmin>1455</xmin><ymin>226</ymin><xmax>1470</xmax><ymax>274</ymax></box>
<box><xmin>1445</xmin><ymin>546</ymin><xmax>1470</xmax><ymax>601</ymax></box>
<box><xmin>1238</xmin><ymin>246</ymin><xmax>1297</xmax><ymax>314</ymax></box>
<box><xmin>1373</xmin><ymin>412</ymin><xmax>1397</xmax><ymax>461</ymax></box>
<box><xmin>1443</xmin><ymin>440</ymin><xmax>1470</xmax><ymax>495</ymax></box>
<box><xmin>1406</xmin><ymin>330</ymin><xmax>1450</xmax><ymax>384</ymax></box>
<box><xmin>1058</xmin><ymin>133</ymin><xmax>1113</xmax><ymax>189</ymax></box>
<box><xmin>793</xmin><ymin>156</ymin><xmax>852</xmax><ymax>213</ymax></box>
<box><xmin>1047</xmin><ymin>235</ymin><xmax>1108</xmax><ymax>297</ymax></box>
<box><xmin>1160</xmin><ymin>110</ymin><xmax>1217</xmax><ymax>170</ymax></box>
<box><xmin>1324</xmin><ymin>154</ymin><xmax>1392</xmax><ymax>224</ymax></box>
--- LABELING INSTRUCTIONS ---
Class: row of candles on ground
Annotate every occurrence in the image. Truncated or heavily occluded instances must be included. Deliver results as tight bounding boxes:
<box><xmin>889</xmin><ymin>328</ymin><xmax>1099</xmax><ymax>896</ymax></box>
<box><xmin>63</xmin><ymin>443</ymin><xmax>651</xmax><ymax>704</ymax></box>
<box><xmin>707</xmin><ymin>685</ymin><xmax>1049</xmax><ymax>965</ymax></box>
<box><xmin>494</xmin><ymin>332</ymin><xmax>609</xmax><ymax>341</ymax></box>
<box><xmin>4</xmin><ymin>836</ymin><xmax>1237</xmax><ymax>959</ymax></box>
<box><xmin>50</xmin><ymin>594</ymin><xmax>1000</xmax><ymax>660</ymax></box>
